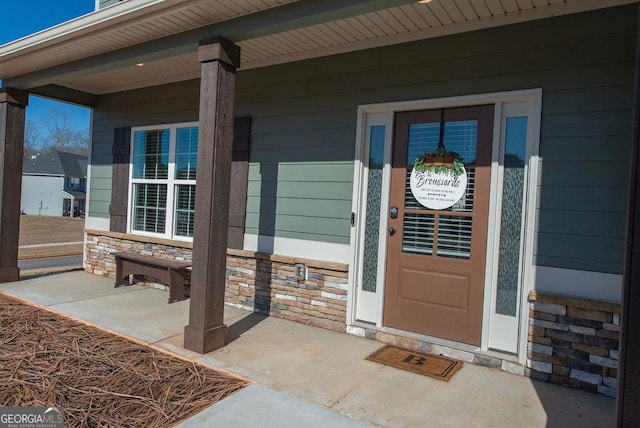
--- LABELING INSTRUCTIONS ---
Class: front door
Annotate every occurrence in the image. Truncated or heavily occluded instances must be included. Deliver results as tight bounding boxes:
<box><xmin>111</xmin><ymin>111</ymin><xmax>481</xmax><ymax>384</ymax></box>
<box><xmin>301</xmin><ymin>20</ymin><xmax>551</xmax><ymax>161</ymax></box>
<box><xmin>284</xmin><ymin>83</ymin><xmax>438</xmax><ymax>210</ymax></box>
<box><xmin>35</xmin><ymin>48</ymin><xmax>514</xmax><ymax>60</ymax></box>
<box><xmin>383</xmin><ymin>105</ymin><xmax>494</xmax><ymax>346</ymax></box>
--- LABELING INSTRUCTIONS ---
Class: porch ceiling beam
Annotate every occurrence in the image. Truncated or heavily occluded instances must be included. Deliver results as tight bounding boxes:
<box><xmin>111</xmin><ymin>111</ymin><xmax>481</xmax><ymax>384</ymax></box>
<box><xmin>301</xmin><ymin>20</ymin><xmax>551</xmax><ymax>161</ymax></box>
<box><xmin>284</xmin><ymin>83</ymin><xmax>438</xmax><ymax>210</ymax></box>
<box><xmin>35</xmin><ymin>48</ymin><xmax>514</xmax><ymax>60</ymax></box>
<box><xmin>29</xmin><ymin>85</ymin><xmax>99</xmax><ymax>108</ymax></box>
<box><xmin>3</xmin><ymin>0</ymin><xmax>416</xmax><ymax>91</ymax></box>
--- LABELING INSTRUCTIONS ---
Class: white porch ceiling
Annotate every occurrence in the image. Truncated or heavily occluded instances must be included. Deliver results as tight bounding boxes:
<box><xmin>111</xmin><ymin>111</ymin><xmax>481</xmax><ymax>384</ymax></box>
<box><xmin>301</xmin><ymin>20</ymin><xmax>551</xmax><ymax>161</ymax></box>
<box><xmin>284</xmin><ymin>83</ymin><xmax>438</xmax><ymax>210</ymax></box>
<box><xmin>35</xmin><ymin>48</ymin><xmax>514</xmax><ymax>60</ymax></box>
<box><xmin>0</xmin><ymin>0</ymin><xmax>636</xmax><ymax>97</ymax></box>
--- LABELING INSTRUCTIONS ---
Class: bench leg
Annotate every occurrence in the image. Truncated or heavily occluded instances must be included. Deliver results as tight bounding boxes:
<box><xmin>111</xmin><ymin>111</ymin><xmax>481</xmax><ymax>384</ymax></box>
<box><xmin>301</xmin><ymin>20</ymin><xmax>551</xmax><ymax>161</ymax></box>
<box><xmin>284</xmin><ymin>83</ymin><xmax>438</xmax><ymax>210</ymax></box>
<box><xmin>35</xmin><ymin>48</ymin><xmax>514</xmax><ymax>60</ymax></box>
<box><xmin>114</xmin><ymin>257</ymin><xmax>129</xmax><ymax>288</ymax></box>
<box><xmin>168</xmin><ymin>269</ymin><xmax>187</xmax><ymax>303</ymax></box>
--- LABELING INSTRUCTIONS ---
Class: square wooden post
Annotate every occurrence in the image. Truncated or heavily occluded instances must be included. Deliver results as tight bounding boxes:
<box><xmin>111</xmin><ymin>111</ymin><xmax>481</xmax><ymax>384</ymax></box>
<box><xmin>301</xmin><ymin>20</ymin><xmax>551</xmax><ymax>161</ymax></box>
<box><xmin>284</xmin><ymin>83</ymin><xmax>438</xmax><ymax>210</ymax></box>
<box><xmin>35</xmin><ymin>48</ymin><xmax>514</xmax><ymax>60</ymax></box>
<box><xmin>184</xmin><ymin>37</ymin><xmax>240</xmax><ymax>354</ymax></box>
<box><xmin>0</xmin><ymin>88</ymin><xmax>28</xmax><ymax>283</ymax></box>
<box><xmin>616</xmin><ymin>6</ymin><xmax>640</xmax><ymax>426</ymax></box>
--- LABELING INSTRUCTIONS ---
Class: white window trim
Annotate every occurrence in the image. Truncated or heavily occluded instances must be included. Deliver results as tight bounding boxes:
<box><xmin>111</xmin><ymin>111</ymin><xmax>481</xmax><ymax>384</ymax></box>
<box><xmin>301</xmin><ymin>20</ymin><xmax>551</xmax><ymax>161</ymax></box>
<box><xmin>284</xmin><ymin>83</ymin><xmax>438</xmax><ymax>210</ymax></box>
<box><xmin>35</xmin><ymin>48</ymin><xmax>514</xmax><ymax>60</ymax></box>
<box><xmin>127</xmin><ymin>121</ymin><xmax>198</xmax><ymax>242</ymax></box>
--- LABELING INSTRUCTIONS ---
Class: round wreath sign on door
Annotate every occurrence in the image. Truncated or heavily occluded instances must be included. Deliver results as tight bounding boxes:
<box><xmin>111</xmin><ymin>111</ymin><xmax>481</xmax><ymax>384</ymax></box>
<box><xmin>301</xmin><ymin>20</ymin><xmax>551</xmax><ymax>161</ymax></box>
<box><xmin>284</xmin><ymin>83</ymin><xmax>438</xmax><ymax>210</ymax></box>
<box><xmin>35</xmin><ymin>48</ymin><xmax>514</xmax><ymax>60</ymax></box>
<box><xmin>409</xmin><ymin>146</ymin><xmax>467</xmax><ymax>210</ymax></box>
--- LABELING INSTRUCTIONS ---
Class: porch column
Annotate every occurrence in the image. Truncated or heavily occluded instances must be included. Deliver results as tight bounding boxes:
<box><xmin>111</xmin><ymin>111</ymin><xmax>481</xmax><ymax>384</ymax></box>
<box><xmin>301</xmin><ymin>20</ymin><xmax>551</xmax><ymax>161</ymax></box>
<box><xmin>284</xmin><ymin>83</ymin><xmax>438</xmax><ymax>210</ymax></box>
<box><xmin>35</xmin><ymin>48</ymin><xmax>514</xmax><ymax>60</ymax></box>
<box><xmin>184</xmin><ymin>37</ymin><xmax>240</xmax><ymax>354</ymax></box>
<box><xmin>617</xmin><ymin>6</ymin><xmax>640</xmax><ymax>425</ymax></box>
<box><xmin>0</xmin><ymin>88</ymin><xmax>28</xmax><ymax>283</ymax></box>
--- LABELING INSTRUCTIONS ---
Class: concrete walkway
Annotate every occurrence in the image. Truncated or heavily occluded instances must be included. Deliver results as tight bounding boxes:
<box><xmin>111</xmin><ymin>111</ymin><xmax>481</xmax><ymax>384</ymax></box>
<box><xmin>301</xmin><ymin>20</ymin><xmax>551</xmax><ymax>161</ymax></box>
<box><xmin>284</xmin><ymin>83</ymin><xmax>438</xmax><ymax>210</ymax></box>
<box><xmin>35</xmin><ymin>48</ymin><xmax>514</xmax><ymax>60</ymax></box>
<box><xmin>1</xmin><ymin>271</ymin><xmax>615</xmax><ymax>427</ymax></box>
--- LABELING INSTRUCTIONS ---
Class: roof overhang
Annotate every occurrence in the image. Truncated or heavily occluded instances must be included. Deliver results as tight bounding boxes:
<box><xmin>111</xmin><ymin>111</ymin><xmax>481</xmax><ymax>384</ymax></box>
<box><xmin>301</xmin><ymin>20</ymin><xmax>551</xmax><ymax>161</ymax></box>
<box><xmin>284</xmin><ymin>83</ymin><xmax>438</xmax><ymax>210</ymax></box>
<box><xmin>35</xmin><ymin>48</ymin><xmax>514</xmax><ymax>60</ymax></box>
<box><xmin>62</xmin><ymin>190</ymin><xmax>87</xmax><ymax>199</ymax></box>
<box><xmin>1</xmin><ymin>0</ymin><xmax>636</xmax><ymax>103</ymax></box>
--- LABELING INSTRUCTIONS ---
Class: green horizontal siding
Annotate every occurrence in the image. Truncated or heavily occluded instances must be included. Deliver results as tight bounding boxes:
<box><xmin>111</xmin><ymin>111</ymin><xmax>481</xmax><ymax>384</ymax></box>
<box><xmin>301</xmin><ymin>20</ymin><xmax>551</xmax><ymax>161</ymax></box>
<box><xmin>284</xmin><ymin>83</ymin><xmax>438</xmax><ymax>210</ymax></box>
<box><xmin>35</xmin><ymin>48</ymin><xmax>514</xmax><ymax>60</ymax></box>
<box><xmin>538</xmin><ymin>161</ymin><xmax>630</xmax><ymax>188</ymax></box>
<box><xmin>536</xmin><ymin>210</ymin><xmax>627</xmax><ymax>238</ymax></box>
<box><xmin>245</xmin><ymin>197</ymin><xmax>352</xmax><ymax>218</ymax></box>
<box><xmin>542</xmin><ymin>86</ymin><xmax>633</xmax><ymax>115</ymax></box>
<box><xmin>246</xmin><ymin>180</ymin><xmax>353</xmax><ymax>200</ymax></box>
<box><xmin>536</xmin><ymin>186</ymin><xmax>628</xmax><ymax>213</ymax></box>
<box><xmin>535</xmin><ymin>233</ymin><xmax>623</xmax><ymax>274</ymax></box>
<box><xmin>244</xmin><ymin>214</ymin><xmax>350</xmax><ymax>243</ymax></box>
<box><xmin>539</xmin><ymin>136</ymin><xmax>630</xmax><ymax>162</ymax></box>
<box><xmin>247</xmin><ymin>163</ymin><xmax>353</xmax><ymax>182</ymax></box>
<box><xmin>89</xmin><ymin>201</ymin><xmax>110</xmax><ymax>219</ymax></box>
<box><xmin>250</xmin><ymin>128</ymin><xmax>354</xmax><ymax>149</ymax></box>
<box><xmin>87</xmin><ymin>164</ymin><xmax>113</xmax><ymax>218</ymax></box>
<box><xmin>89</xmin><ymin>178</ymin><xmax>112</xmax><ymax>192</ymax></box>
<box><xmin>540</xmin><ymin>111</ymin><xmax>631</xmax><ymax>138</ymax></box>
<box><xmin>88</xmin><ymin>5</ymin><xmax>635</xmax><ymax>272</ymax></box>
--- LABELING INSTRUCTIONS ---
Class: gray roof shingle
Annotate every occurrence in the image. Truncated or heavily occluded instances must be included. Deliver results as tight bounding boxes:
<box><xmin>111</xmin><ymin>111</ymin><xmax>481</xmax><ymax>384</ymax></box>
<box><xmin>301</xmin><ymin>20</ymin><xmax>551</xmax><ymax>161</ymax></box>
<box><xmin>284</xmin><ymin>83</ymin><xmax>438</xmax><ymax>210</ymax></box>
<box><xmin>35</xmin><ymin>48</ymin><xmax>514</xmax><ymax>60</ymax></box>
<box><xmin>23</xmin><ymin>151</ymin><xmax>87</xmax><ymax>177</ymax></box>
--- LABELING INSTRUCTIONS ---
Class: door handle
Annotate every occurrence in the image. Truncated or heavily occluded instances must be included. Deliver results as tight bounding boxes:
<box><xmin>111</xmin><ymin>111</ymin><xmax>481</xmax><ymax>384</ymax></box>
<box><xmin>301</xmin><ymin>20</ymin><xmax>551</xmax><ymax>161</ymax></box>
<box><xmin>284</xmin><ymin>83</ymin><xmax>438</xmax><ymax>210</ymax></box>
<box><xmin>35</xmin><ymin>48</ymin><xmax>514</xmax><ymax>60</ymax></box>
<box><xmin>389</xmin><ymin>226</ymin><xmax>397</xmax><ymax>236</ymax></box>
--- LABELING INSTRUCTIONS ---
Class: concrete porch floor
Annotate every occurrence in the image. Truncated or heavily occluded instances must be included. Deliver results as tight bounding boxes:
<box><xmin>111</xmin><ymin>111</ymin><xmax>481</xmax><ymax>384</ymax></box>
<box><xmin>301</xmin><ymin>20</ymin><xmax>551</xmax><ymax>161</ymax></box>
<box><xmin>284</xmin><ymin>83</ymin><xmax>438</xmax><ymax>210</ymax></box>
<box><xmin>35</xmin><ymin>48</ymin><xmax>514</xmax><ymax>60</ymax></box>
<box><xmin>1</xmin><ymin>270</ymin><xmax>615</xmax><ymax>427</ymax></box>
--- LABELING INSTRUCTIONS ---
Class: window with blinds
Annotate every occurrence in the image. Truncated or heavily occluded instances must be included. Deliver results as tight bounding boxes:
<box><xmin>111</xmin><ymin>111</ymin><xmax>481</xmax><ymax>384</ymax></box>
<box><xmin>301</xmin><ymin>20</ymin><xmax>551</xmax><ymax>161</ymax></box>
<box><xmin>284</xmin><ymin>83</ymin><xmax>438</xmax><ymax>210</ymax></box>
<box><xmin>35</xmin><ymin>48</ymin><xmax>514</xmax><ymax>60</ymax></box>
<box><xmin>133</xmin><ymin>183</ymin><xmax>167</xmax><ymax>234</ymax></box>
<box><xmin>130</xmin><ymin>124</ymin><xmax>198</xmax><ymax>239</ymax></box>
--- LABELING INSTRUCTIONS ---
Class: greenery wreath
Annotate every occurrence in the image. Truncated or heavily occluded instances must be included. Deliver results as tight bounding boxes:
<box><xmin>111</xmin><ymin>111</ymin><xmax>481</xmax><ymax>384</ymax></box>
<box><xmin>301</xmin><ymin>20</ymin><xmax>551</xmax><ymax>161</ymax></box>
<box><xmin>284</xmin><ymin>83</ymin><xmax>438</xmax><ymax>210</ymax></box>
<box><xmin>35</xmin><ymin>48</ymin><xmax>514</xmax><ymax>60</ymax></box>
<box><xmin>413</xmin><ymin>146</ymin><xmax>464</xmax><ymax>176</ymax></box>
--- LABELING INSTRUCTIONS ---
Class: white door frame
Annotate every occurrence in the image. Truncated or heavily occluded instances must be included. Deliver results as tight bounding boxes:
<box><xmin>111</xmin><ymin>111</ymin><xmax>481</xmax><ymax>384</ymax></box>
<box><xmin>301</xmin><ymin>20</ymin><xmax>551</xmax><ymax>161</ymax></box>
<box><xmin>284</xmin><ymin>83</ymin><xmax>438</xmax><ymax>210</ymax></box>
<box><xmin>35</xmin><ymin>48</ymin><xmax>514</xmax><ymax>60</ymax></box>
<box><xmin>349</xmin><ymin>89</ymin><xmax>542</xmax><ymax>362</ymax></box>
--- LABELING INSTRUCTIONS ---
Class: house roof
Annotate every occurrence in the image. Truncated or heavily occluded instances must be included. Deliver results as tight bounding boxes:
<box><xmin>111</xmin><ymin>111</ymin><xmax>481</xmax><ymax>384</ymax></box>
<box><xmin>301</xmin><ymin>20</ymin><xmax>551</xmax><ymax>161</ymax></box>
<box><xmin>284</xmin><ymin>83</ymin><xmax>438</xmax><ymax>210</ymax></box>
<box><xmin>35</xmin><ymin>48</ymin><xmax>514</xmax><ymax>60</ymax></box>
<box><xmin>0</xmin><ymin>0</ymin><xmax>635</xmax><ymax>101</ymax></box>
<box><xmin>23</xmin><ymin>151</ymin><xmax>88</xmax><ymax>178</ymax></box>
<box><xmin>62</xmin><ymin>189</ymin><xmax>87</xmax><ymax>199</ymax></box>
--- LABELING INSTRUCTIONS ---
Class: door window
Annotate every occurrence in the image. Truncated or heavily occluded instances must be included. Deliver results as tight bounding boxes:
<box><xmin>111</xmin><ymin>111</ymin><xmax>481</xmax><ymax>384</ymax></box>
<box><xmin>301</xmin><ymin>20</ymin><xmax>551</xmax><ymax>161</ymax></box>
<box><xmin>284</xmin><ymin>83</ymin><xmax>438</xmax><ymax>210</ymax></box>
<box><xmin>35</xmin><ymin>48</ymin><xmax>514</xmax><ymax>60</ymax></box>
<box><xmin>402</xmin><ymin>119</ymin><xmax>479</xmax><ymax>259</ymax></box>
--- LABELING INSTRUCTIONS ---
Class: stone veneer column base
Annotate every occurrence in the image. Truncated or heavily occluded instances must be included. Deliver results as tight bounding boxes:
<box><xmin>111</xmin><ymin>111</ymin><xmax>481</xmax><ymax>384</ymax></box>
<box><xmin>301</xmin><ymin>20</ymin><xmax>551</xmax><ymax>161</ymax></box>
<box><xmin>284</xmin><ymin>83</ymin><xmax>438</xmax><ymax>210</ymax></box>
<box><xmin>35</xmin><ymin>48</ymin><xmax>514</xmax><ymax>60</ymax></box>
<box><xmin>527</xmin><ymin>291</ymin><xmax>620</xmax><ymax>397</ymax></box>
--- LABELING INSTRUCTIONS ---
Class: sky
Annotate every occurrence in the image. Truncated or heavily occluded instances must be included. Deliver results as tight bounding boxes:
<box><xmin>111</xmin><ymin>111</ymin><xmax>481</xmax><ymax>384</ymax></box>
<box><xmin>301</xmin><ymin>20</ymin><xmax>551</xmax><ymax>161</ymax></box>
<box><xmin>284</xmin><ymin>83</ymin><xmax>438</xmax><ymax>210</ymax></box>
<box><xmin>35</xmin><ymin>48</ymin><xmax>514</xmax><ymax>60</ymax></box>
<box><xmin>0</xmin><ymin>0</ymin><xmax>96</xmax><ymax>144</ymax></box>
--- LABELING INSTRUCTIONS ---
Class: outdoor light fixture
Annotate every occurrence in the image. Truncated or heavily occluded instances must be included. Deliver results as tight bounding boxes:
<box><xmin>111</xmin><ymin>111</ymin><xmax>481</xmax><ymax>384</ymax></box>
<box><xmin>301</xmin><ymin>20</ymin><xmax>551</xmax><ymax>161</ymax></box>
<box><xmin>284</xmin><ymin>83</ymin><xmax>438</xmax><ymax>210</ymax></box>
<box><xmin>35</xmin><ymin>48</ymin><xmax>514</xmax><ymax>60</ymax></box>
<box><xmin>418</xmin><ymin>0</ymin><xmax>433</xmax><ymax>4</ymax></box>
<box><xmin>136</xmin><ymin>62</ymin><xmax>144</xmax><ymax>67</ymax></box>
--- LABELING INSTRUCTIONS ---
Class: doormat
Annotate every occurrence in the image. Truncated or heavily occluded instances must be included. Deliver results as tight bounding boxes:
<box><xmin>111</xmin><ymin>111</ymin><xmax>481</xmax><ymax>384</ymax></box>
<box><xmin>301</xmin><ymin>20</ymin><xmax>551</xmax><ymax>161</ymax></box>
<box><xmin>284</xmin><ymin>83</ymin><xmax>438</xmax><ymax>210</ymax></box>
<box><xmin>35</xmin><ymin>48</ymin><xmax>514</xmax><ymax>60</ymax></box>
<box><xmin>366</xmin><ymin>345</ymin><xmax>463</xmax><ymax>381</ymax></box>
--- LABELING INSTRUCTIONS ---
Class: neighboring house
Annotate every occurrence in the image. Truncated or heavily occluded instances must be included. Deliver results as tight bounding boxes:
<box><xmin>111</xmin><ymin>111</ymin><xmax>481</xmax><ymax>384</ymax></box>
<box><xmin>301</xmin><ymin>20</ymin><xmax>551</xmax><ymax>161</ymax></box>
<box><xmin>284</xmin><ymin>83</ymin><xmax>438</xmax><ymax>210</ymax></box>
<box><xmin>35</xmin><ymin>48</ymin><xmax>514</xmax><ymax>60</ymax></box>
<box><xmin>1</xmin><ymin>0</ymin><xmax>640</xmax><ymax>412</ymax></box>
<box><xmin>21</xmin><ymin>151</ymin><xmax>87</xmax><ymax>217</ymax></box>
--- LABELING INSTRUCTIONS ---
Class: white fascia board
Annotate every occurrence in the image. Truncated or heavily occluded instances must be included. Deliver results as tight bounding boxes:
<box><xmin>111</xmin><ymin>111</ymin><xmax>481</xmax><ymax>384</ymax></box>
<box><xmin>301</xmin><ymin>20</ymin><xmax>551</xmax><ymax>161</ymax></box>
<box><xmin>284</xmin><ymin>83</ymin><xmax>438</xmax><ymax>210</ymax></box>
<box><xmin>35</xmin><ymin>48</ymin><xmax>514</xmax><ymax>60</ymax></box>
<box><xmin>0</xmin><ymin>0</ymin><xmax>188</xmax><ymax>58</ymax></box>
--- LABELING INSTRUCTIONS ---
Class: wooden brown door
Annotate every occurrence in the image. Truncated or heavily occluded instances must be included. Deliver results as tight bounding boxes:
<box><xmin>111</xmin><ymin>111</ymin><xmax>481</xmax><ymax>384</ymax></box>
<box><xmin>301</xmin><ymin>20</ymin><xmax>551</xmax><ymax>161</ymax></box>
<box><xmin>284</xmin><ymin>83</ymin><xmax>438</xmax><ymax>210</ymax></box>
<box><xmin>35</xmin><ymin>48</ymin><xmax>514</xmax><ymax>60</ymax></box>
<box><xmin>383</xmin><ymin>105</ymin><xmax>494</xmax><ymax>346</ymax></box>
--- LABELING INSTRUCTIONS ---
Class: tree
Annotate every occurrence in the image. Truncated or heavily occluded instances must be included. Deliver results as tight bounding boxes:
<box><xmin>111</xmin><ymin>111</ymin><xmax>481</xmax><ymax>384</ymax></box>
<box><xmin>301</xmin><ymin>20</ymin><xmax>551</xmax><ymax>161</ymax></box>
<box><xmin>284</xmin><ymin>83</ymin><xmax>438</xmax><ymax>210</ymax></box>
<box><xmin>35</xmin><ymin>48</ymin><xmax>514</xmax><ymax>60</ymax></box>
<box><xmin>23</xmin><ymin>108</ymin><xmax>89</xmax><ymax>160</ymax></box>
<box><xmin>43</xmin><ymin>108</ymin><xmax>89</xmax><ymax>156</ymax></box>
<box><xmin>23</xmin><ymin>120</ymin><xmax>40</xmax><ymax>160</ymax></box>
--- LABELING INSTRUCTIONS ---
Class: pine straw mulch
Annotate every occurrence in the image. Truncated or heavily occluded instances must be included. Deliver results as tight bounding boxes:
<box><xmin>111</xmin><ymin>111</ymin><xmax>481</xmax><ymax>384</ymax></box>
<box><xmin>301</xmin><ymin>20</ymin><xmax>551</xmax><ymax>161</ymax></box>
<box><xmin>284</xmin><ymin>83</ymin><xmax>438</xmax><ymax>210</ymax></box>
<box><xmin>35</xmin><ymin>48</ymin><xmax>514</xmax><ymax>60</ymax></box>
<box><xmin>0</xmin><ymin>292</ymin><xmax>249</xmax><ymax>427</ymax></box>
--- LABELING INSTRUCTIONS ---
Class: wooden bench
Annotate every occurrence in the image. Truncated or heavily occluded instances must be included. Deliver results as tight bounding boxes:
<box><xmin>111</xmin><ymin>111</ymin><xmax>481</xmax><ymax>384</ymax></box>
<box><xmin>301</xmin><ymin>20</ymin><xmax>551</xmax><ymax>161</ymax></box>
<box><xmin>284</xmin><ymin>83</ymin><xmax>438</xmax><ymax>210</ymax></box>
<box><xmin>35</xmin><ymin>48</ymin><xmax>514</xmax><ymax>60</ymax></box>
<box><xmin>113</xmin><ymin>252</ymin><xmax>191</xmax><ymax>304</ymax></box>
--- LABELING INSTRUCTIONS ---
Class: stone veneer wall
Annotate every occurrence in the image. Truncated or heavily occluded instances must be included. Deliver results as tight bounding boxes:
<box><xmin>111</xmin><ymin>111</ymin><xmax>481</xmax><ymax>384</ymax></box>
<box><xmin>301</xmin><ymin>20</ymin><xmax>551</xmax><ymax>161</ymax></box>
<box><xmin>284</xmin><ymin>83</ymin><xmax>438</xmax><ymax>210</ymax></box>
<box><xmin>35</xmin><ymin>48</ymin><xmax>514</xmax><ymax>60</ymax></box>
<box><xmin>527</xmin><ymin>291</ymin><xmax>620</xmax><ymax>398</ymax></box>
<box><xmin>84</xmin><ymin>230</ymin><xmax>349</xmax><ymax>332</ymax></box>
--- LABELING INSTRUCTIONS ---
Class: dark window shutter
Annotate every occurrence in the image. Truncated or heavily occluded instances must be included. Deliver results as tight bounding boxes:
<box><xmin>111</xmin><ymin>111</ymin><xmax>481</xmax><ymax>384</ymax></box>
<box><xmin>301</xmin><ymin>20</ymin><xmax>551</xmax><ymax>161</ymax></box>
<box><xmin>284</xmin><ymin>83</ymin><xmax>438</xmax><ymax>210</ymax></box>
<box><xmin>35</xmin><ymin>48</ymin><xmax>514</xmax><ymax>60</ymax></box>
<box><xmin>228</xmin><ymin>116</ymin><xmax>251</xmax><ymax>249</ymax></box>
<box><xmin>110</xmin><ymin>127</ymin><xmax>131</xmax><ymax>233</ymax></box>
